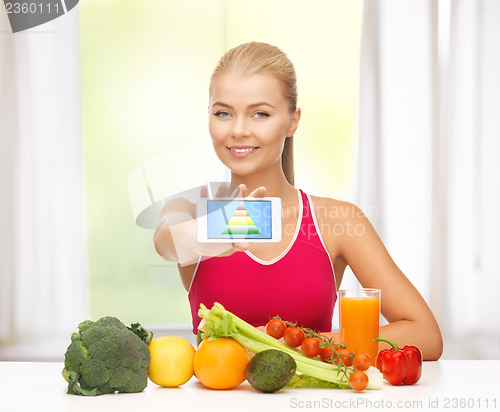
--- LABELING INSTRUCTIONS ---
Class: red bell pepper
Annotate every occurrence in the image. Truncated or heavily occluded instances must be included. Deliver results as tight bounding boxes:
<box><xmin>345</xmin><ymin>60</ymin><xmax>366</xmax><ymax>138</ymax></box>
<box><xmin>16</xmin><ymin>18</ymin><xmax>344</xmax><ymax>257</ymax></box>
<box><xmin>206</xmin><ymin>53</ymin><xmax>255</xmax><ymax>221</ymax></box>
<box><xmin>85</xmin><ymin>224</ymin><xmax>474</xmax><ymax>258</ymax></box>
<box><xmin>375</xmin><ymin>337</ymin><xmax>422</xmax><ymax>385</ymax></box>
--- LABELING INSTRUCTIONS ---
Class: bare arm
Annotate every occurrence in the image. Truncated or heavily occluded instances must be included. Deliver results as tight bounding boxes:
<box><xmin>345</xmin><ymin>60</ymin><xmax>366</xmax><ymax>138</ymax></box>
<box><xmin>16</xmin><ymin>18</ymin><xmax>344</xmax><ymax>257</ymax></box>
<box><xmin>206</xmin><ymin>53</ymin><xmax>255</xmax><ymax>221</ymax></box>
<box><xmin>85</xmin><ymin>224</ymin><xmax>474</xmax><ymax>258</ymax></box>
<box><xmin>153</xmin><ymin>197</ymin><xmax>199</xmax><ymax>264</ymax></box>
<box><xmin>321</xmin><ymin>200</ymin><xmax>443</xmax><ymax>360</ymax></box>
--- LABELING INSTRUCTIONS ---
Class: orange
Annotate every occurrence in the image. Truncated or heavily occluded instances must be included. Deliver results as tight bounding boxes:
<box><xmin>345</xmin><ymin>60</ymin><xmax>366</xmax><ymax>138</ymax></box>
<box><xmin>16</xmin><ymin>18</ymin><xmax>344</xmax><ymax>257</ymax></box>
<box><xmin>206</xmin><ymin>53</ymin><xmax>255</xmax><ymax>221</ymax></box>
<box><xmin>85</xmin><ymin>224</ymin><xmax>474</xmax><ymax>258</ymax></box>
<box><xmin>193</xmin><ymin>337</ymin><xmax>249</xmax><ymax>389</ymax></box>
<box><xmin>148</xmin><ymin>336</ymin><xmax>196</xmax><ymax>387</ymax></box>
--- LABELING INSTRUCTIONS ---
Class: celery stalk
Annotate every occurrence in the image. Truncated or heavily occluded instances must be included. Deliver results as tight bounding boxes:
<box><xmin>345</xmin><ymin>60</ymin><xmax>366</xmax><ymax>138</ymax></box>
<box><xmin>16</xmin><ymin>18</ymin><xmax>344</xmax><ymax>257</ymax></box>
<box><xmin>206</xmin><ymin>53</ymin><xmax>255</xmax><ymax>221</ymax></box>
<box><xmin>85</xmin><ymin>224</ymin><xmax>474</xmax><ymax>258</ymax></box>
<box><xmin>197</xmin><ymin>303</ymin><xmax>382</xmax><ymax>390</ymax></box>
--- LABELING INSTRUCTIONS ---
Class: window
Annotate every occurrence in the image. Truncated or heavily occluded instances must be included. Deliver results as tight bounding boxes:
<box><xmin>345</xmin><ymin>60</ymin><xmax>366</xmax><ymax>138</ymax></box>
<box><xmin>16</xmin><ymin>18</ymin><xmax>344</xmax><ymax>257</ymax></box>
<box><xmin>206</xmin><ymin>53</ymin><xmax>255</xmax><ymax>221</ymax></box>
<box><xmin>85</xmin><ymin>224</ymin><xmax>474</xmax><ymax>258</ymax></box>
<box><xmin>80</xmin><ymin>0</ymin><xmax>363</xmax><ymax>327</ymax></box>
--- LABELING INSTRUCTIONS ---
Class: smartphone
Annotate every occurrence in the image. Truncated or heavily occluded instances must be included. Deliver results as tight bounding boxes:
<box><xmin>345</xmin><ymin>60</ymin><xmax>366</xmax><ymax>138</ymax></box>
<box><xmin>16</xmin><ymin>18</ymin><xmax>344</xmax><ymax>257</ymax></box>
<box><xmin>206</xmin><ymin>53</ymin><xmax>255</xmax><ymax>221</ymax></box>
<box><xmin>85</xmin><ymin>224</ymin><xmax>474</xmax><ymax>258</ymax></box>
<box><xmin>196</xmin><ymin>197</ymin><xmax>282</xmax><ymax>243</ymax></box>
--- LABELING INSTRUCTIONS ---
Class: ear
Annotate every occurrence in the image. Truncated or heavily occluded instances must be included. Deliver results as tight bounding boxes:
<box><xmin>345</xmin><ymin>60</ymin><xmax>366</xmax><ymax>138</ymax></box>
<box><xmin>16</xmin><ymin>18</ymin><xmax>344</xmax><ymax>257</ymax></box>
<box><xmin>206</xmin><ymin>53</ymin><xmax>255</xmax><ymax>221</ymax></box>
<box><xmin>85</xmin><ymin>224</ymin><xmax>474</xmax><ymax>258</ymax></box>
<box><xmin>286</xmin><ymin>107</ymin><xmax>301</xmax><ymax>138</ymax></box>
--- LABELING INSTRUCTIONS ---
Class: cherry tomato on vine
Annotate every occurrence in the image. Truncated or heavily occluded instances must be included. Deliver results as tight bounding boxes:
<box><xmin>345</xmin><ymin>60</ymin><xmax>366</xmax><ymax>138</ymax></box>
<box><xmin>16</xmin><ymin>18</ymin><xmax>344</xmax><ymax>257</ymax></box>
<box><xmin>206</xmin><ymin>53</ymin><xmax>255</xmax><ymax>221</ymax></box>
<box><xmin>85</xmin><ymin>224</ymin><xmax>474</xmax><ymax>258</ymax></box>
<box><xmin>319</xmin><ymin>344</ymin><xmax>340</xmax><ymax>363</ymax></box>
<box><xmin>319</xmin><ymin>345</ymin><xmax>333</xmax><ymax>363</ymax></box>
<box><xmin>333</xmin><ymin>348</ymin><xmax>354</xmax><ymax>366</ymax></box>
<box><xmin>348</xmin><ymin>370</ymin><xmax>369</xmax><ymax>391</ymax></box>
<box><xmin>352</xmin><ymin>352</ymin><xmax>371</xmax><ymax>371</ymax></box>
<box><xmin>301</xmin><ymin>337</ymin><xmax>322</xmax><ymax>357</ymax></box>
<box><xmin>265</xmin><ymin>319</ymin><xmax>287</xmax><ymax>339</ymax></box>
<box><xmin>283</xmin><ymin>327</ymin><xmax>305</xmax><ymax>347</ymax></box>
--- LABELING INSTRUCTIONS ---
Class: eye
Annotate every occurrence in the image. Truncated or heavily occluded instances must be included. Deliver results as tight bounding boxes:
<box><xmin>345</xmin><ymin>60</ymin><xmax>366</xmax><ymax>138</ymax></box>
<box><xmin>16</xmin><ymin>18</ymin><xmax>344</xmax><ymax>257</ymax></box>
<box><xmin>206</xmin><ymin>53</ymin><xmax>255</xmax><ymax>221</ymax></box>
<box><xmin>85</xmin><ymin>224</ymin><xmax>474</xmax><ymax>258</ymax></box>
<box><xmin>254</xmin><ymin>112</ymin><xmax>270</xmax><ymax>119</ymax></box>
<box><xmin>214</xmin><ymin>111</ymin><xmax>230</xmax><ymax>118</ymax></box>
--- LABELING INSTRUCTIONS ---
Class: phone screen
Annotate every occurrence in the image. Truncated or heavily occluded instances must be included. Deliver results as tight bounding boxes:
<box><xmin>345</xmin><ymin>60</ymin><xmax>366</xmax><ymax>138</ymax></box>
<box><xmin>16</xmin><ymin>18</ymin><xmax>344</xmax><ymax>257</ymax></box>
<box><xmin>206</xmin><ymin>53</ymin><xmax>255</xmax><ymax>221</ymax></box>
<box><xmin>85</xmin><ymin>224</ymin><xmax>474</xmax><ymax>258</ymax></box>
<box><xmin>207</xmin><ymin>200</ymin><xmax>272</xmax><ymax>240</ymax></box>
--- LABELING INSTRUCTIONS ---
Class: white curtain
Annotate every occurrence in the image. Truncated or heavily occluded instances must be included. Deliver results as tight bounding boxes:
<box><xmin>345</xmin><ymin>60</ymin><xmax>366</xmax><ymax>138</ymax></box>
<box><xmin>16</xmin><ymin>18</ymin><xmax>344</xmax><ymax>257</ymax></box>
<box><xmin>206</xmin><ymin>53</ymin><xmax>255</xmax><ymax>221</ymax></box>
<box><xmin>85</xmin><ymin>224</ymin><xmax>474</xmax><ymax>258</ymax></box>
<box><xmin>0</xmin><ymin>9</ymin><xmax>85</xmax><ymax>357</ymax></box>
<box><xmin>442</xmin><ymin>0</ymin><xmax>500</xmax><ymax>350</ymax></box>
<box><xmin>358</xmin><ymin>0</ymin><xmax>500</xmax><ymax>358</ymax></box>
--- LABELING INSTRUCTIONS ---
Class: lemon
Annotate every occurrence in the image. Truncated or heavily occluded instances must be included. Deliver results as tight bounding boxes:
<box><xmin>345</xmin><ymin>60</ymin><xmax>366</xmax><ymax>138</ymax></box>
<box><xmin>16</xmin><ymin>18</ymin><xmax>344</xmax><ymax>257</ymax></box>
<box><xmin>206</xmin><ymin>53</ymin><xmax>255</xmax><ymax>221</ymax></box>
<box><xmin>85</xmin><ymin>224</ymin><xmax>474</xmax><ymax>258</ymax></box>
<box><xmin>148</xmin><ymin>336</ymin><xmax>196</xmax><ymax>387</ymax></box>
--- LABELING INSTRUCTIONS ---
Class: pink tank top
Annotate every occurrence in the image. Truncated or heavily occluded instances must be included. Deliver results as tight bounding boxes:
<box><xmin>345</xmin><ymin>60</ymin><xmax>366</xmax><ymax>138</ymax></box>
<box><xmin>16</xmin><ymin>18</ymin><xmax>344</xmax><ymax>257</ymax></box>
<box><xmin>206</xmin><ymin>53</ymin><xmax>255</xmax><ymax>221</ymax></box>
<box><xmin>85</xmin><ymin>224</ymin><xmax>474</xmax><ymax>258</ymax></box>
<box><xmin>188</xmin><ymin>189</ymin><xmax>337</xmax><ymax>334</ymax></box>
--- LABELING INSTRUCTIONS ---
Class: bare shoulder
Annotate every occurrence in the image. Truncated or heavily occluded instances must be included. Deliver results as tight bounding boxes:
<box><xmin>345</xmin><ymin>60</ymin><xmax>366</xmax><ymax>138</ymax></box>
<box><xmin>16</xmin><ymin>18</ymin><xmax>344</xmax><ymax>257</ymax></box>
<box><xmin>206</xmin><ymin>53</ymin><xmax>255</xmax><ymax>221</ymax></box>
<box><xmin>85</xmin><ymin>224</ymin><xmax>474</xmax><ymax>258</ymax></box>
<box><xmin>308</xmin><ymin>195</ymin><xmax>374</xmax><ymax>255</ymax></box>
<box><xmin>309</xmin><ymin>195</ymin><xmax>366</xmax><ymax>224</ymax></box>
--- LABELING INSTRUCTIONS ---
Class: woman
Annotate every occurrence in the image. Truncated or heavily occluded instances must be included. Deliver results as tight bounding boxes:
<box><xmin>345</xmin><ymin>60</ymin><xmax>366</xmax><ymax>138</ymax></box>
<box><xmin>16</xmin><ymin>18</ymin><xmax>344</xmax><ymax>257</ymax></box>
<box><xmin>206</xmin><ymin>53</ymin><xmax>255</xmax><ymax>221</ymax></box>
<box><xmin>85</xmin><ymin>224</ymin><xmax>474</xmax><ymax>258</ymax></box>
<box><xmin>154</xmin><ymin>42</ymin><xmax>443</xmax><ymax>360</ymax></box>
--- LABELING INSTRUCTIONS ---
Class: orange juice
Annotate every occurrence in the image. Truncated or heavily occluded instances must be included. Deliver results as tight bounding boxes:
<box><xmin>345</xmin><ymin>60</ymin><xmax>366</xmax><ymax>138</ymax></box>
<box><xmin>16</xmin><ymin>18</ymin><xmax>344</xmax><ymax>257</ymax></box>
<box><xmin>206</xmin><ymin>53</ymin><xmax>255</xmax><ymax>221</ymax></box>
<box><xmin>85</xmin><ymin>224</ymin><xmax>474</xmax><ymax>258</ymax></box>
<box><xmin>339</xmin><ymin>289</ymin><xmax>380</xmax><ymax>365</ymax></box>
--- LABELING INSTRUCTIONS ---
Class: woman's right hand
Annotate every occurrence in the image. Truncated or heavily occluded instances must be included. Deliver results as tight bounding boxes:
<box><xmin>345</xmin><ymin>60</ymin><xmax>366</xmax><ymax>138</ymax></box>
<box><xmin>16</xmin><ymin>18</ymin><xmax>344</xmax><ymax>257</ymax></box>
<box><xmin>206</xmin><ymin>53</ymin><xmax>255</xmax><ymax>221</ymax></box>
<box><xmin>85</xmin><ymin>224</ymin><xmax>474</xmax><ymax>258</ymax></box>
<box><xmin>153</xmin><ymin>183</ymin><xmax>266</xmax><ymax>265</ymax></box>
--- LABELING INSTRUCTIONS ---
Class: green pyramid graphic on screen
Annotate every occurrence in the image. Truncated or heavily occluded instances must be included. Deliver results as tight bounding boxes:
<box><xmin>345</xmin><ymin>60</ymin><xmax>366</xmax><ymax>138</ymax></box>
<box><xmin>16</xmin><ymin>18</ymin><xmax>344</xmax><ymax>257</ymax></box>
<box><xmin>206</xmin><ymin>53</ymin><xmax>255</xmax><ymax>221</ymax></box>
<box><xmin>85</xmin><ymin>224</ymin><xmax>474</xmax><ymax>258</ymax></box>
<box><xmin>222</xmin><ymin>203</ymin><xmax>261</xmax><ymax>235</ymax></box>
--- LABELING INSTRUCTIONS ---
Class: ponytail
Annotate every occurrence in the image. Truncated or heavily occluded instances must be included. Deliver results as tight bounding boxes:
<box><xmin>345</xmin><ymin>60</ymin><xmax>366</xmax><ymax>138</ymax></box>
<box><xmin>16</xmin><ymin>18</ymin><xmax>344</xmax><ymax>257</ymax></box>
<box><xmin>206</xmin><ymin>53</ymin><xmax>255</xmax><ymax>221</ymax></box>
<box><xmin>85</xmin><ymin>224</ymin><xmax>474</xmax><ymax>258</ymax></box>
<box><xmin>282</xmin><ymin>136</ymin><xmax>294</xmax><ymax>186</ymax></box>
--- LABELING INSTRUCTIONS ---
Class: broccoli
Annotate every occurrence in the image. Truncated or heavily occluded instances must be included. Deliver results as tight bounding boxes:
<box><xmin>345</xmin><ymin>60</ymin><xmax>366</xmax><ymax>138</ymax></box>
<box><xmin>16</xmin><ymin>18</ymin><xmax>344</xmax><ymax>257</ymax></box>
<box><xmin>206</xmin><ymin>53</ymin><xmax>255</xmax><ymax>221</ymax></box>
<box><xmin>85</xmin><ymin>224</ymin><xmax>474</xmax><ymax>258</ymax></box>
<box><xmin>62</xmin><ymin>316</ymin><xmax>153</xmax><ymax>396</ymax></box>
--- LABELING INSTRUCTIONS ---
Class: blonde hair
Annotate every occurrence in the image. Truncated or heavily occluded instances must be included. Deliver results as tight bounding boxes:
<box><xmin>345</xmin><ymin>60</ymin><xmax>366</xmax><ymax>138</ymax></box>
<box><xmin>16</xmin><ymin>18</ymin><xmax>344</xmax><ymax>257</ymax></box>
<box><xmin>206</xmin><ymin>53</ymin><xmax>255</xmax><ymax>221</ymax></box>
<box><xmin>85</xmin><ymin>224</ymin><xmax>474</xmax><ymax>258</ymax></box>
<box><xmin>209</xmin><ymin>42</ymin><xmax>297</xmax><ymax>185</ymax></box>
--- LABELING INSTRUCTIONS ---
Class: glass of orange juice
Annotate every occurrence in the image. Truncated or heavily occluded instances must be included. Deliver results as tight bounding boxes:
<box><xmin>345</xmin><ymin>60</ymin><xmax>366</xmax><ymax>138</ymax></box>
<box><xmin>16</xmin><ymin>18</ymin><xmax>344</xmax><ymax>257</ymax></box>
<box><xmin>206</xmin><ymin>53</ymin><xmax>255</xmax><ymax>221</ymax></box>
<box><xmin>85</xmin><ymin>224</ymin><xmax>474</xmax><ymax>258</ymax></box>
<box><xmin>339</xmin><ymin>288</ymin><xmax>380</xmax><ymax>365</ymax></box>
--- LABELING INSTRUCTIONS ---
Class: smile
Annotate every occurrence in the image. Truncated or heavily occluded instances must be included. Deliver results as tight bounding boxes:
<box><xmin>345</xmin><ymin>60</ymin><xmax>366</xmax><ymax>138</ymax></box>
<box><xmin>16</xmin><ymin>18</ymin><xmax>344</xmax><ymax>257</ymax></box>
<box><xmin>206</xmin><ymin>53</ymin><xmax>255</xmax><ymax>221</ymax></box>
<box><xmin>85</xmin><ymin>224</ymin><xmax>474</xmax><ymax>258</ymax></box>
<box><xmin>227</xmin><ymin>146</ymin><xmax>259</xmax><ymax>158</ymax></box>
<box><xmin>229</xmin><ymin>147</ymin><xmax>258</xmax><ymax>153</ymax></box>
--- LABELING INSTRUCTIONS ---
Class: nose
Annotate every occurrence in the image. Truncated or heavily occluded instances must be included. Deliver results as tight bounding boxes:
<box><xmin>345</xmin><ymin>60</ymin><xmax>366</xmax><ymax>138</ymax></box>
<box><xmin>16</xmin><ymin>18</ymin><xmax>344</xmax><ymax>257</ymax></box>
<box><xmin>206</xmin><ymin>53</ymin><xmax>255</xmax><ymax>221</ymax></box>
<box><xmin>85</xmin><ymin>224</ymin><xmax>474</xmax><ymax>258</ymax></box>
<box><xmin>231</xmin><ymin>116</ymin><xmax>251</xmax><ymax>138</ymax></box>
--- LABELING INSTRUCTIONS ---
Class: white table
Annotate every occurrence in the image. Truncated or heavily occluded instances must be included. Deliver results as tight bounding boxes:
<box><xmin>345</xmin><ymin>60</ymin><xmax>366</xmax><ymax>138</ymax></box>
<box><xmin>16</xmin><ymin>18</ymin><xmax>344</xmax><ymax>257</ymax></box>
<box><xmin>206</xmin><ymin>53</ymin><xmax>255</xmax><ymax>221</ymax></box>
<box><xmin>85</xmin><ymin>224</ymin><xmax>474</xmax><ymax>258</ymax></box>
<box><xmin>1</xmin><ymin>361</ymin><xmax>498</xmax><ymax>412</ymax></box>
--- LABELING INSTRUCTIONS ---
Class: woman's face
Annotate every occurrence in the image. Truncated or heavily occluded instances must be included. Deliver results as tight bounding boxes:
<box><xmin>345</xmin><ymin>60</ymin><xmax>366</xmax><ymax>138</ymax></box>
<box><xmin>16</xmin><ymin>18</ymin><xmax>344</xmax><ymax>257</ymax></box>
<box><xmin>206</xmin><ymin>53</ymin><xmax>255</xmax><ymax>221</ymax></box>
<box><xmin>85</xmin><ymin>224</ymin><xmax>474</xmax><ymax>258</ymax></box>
<box><xmin>208</xmin><ymin>71</ymin><xmax>300</xmax><ymax>178</ymax></box>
